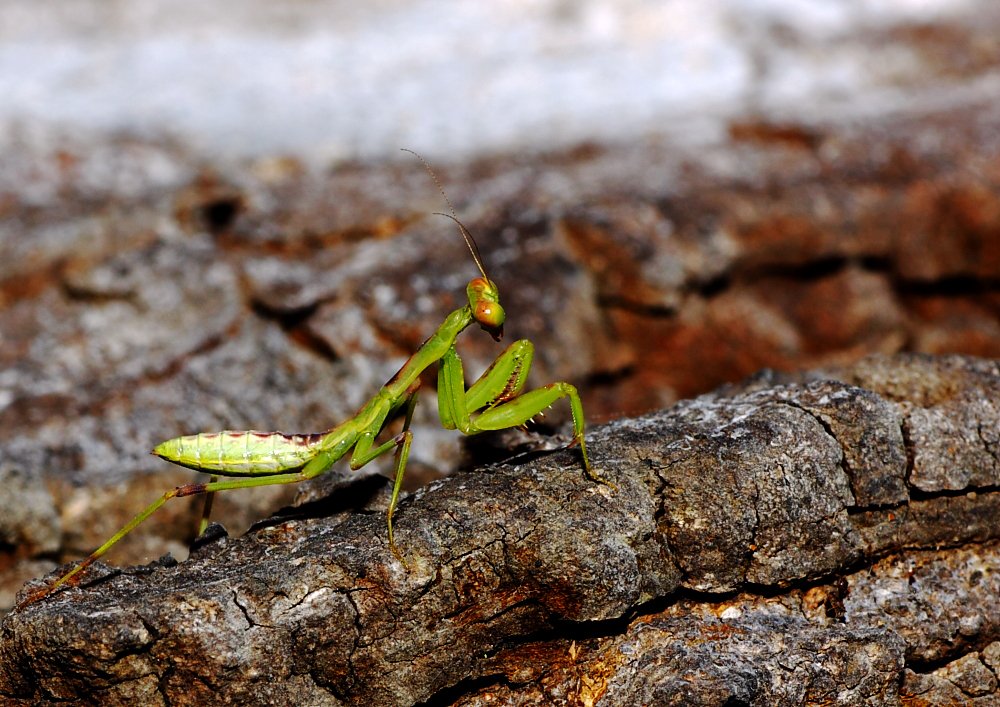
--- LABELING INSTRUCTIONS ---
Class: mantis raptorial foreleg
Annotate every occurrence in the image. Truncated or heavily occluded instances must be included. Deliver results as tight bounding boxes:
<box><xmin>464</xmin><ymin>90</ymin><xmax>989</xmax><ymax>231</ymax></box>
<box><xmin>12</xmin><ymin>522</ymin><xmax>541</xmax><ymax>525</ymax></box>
<box><xmin>438</xmin><ymin>340</ymin><xmax>607</xmax><ymax>486</ymax></box>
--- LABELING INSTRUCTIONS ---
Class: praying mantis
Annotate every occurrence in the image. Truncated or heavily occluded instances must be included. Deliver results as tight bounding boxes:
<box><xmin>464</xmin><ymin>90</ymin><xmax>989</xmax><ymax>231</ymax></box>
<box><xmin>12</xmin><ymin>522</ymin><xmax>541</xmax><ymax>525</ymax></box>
<box><xmin>18</xmin><ymin>152</ymin><xmax>608</xmax><ymax>609</ymax></box>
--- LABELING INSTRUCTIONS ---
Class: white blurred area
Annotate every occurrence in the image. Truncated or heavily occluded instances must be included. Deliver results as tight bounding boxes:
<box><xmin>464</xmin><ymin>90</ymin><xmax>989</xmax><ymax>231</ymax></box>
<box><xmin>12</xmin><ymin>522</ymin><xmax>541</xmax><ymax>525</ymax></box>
<box><xmin>0</xmin><ymin>0</ymin><xmax>995</xmax><ymax>162</ymax></box>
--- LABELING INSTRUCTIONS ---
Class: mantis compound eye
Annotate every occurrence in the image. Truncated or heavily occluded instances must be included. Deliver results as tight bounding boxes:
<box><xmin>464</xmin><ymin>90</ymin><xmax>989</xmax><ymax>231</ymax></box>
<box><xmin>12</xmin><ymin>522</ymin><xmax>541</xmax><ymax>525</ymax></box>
<box><xmin>474</xmin><ymin>300</ymin><xmax>505</xmax><ymax>341</ymax></box>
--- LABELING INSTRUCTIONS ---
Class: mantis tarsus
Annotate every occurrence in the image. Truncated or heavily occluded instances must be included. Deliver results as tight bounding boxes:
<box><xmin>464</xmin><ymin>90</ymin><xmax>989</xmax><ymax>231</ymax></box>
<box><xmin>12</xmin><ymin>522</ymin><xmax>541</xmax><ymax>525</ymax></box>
<box><xmin>18</xmin><ymin>151</ymin><xmax>608</xmax><ymax>609</ymax></box>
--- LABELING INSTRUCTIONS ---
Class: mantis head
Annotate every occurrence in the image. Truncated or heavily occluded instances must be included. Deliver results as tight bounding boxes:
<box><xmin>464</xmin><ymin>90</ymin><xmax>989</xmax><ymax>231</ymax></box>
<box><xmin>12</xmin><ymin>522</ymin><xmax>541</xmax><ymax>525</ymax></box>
<box><xmin>400</xmin><ymin>149</ymin><xmax>505</xmax><ymax>341</ymax></box>
<box><xmin>468</xmin><ymin>276</ymin><xmax>505</xmax><ymax>341</ymax></box>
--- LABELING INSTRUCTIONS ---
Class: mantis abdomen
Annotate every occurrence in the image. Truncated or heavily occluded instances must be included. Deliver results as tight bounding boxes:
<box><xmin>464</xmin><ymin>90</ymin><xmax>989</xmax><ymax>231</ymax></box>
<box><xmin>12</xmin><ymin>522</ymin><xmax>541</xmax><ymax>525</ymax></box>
<box><xmin>153</xmin><ymin>431</ymin><xmax>326</xmax><ymax>475</ymax></box>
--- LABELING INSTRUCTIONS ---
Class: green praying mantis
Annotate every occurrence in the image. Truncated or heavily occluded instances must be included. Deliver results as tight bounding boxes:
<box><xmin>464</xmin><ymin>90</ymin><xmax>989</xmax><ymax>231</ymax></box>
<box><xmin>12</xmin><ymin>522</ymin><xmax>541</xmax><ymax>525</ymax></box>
<box><xmin>18</xmin><ymin>152</ymin><xmax>609</xmax><ymax>610</ymax></box>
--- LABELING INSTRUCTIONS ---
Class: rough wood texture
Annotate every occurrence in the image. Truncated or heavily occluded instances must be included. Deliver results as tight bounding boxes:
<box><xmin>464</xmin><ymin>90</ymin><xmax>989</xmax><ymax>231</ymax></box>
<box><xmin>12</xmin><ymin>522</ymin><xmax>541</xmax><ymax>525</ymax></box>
<box><xmin>6</xmin><ymin>105</ymin><xmax>1000</xmax><ymax>616</ymax></box>
<box><xmin>3</xmin><ymin>352</ymin><xmax>1000</xmax><ymax>706</ymax></box>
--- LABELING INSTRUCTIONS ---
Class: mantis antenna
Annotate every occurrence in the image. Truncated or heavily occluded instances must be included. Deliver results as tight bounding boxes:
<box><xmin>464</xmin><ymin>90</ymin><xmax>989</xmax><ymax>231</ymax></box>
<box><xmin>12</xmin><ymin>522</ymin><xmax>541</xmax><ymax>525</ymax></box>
<box><xmin>400</xmin><ymin>148</ymin><xmax>491</xmax><ymax>282</ymax></box>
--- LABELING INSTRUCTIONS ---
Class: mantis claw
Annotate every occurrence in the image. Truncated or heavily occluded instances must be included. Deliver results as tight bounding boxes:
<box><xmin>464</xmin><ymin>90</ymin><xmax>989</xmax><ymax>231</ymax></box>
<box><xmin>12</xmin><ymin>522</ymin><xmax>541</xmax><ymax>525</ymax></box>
<box><xmin>390</xmin><ymin>539</ymin><xmax>410</xmax><ymax>572</ymax></box>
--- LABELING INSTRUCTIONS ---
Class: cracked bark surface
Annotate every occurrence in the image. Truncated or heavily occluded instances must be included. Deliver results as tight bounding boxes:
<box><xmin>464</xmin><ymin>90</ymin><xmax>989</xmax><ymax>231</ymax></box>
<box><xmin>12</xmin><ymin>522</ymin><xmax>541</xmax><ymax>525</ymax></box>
<box><xmin>7</xmin><ymin>103</ymin><xmax>1000</xmax><ymax>618</ymax></box>
<box><xmin>3</xmin><ymin>352</ymin><xmax>1000</xmax><ymax>706</ymax></box>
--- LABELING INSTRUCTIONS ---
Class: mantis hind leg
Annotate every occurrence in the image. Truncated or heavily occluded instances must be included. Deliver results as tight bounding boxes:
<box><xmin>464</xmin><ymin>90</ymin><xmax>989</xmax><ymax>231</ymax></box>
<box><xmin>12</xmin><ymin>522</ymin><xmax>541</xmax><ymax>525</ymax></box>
<box><xmin>19</xmin><ymin>450</ymin><xmax>346</xmax><ymax>609</ymax></box>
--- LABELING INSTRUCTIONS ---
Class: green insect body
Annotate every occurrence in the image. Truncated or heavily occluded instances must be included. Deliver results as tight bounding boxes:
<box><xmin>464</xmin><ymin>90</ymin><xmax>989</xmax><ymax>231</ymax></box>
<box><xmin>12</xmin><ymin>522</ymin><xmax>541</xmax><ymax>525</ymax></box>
<box><xmin>18</xmin><ymin>153</ymin><xmax>610</xmax><ymax>610</ymax></box>
<box><xmin>153</xmin><ymin>431</ymin><xmax>327</xmax><ymax>475</ymax></box>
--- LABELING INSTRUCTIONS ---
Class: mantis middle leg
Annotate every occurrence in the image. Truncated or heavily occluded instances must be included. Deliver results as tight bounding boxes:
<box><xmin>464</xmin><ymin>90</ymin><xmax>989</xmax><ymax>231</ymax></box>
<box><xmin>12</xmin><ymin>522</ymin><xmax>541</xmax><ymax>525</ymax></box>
<box><xmin>199</xmin><ymin>475</ymin><xmax>219</xmax><ymax>536</ymax></box>
<box><xmin>347</xmin><ymin>380</ymin><xmax>420</xmax><ymax>564</ymax></box>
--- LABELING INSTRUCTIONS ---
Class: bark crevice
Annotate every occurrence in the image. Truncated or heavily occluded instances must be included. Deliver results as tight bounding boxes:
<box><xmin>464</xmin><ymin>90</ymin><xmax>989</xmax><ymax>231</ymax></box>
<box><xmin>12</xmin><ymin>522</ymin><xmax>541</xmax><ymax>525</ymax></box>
<box><xmin>4</xmin><ymin>353</ymin><xmax>1000</xmax><ymax>706</ymax></box>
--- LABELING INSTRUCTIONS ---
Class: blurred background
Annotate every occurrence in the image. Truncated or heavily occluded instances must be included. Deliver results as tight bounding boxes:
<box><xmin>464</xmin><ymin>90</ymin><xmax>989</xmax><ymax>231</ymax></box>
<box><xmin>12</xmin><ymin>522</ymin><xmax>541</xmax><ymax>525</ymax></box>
<box><xmin>3</xmin><ymin>0</ymin><xmax>1000</xmax><ymax>612</ymax></box>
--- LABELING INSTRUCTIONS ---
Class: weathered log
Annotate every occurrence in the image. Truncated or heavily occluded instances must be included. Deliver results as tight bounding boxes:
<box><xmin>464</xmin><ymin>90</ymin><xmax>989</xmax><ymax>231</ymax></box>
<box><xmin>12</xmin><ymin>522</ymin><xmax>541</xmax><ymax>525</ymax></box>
<box><xmin>3</xmin><ymin>353</ymin><xmax>1000</xmax><ymax>706</ymax></box>
<box><xmin>7</xmin><ymin>108</ymin><xmax>1000</xmax><ymax>618</ymax></box>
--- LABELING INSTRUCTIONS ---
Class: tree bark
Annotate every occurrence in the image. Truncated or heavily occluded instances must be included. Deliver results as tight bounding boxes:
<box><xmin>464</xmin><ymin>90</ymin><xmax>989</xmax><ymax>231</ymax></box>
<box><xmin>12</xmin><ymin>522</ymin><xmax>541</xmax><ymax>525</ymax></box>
<box><xmin>3</xmin><ymin>353</ymin><xmax>1000</xmax><ymax>706</ymax></box>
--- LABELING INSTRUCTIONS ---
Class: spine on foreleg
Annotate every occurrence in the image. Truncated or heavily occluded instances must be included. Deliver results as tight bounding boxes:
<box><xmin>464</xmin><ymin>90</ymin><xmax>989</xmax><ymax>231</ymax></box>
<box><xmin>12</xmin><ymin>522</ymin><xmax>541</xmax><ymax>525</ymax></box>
<box><xmin>152</xmin><ymin>431</ymin><xmax>326</xmax><ymax>475</ymax></box>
